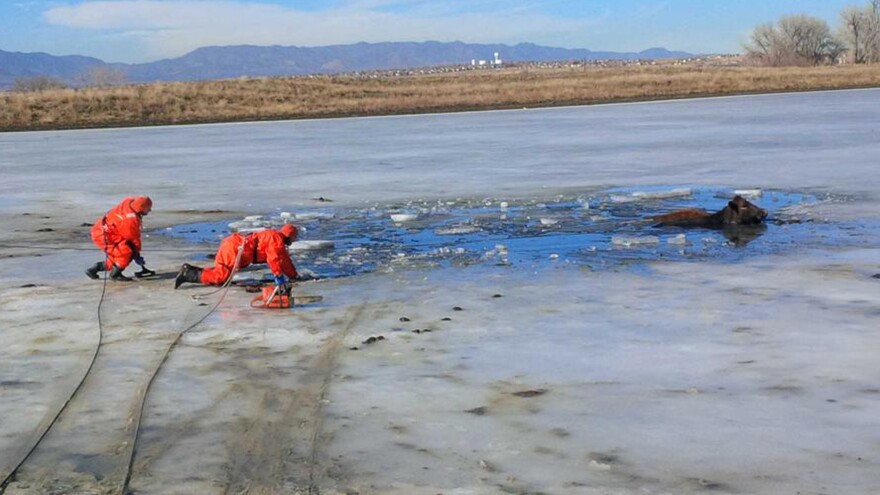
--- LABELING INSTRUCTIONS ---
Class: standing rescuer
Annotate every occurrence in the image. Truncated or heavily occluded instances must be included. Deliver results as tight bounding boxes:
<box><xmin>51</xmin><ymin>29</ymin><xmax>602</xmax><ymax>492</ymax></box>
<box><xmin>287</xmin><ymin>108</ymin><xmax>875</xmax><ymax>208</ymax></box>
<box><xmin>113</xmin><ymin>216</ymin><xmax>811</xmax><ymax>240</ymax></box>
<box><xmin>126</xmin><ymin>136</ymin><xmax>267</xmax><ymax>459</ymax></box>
<box><xmin>174</xmin><ymin>223</ymin><xmax>299</xmax><ymax>289</ymax></box>
<box><xmin>85</xmin><ymin>196</ymin><xmax>152</xmax><ymax>281</ymax></box>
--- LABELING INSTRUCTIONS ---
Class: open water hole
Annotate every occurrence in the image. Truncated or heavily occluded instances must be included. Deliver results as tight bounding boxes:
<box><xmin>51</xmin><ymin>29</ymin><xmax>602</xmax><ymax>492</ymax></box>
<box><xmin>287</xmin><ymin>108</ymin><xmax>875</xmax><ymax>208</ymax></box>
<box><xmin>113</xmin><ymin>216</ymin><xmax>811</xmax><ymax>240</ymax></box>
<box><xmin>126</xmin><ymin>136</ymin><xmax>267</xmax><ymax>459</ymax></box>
<box><xmin>160</xmin><ymin>186</ymin><xmax>880</xmax><ymax>279</ymax></box>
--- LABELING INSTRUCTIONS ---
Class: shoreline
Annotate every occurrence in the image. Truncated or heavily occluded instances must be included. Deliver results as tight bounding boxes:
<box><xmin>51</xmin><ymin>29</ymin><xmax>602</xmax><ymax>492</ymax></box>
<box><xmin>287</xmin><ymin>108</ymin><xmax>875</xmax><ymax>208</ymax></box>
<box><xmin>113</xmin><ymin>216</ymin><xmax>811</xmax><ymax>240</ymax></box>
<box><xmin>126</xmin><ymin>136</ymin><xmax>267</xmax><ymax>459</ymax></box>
<box><xmin>4</xmin><ymin>64</ymin><xmax>880</xmax><ymax>133</ymax></box>
<box><xmin>1</xmin><ymin>86</ymin><xmax>876</xmax><ymax>134</ymax></box>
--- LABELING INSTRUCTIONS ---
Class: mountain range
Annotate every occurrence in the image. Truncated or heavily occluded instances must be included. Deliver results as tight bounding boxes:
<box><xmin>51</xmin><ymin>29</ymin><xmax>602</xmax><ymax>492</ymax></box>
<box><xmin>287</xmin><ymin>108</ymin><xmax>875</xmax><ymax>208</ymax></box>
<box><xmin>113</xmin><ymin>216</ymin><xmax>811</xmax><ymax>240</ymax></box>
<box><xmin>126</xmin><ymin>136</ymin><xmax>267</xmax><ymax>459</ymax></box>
<box><xmin>0</xmin><ymin>41</ymin><xmax>693</xmax><ymax>90</ymax></box>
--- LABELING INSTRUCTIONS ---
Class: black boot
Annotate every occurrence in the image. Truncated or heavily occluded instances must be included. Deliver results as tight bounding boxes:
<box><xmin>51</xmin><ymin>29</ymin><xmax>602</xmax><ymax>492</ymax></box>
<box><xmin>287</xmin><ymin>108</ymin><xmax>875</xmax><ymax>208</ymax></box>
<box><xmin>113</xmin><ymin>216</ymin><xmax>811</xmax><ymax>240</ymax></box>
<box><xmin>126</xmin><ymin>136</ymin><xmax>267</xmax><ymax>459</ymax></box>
<box><xmin>109</xmin><ymin>265</ymin><xmax>133</xmax><ymax>282</ymax></box>
<box><xmin>174</xmin><ymin>263</ymin><xmax>203</xmax><ymax>289</ymax></box>
<box><xmin>85</xmin><ymin>261</ymin><xmax>105</xmax><ymax>280</ymax></box>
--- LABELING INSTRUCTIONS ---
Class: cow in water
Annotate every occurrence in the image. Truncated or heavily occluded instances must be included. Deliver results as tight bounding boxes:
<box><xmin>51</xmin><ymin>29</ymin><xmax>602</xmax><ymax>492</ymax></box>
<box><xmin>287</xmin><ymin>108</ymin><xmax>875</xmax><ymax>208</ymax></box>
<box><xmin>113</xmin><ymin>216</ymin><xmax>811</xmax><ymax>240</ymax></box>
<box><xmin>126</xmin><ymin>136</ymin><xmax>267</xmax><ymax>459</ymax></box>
<box><xmin>651</xmin><ymin>195</ymin><xmax>768</xmax><ymax>227</ymax></box>
<box><xmin>652</xmin><ymin>195</ymin><xmax>769</xmax><ymax>246</ymax></box>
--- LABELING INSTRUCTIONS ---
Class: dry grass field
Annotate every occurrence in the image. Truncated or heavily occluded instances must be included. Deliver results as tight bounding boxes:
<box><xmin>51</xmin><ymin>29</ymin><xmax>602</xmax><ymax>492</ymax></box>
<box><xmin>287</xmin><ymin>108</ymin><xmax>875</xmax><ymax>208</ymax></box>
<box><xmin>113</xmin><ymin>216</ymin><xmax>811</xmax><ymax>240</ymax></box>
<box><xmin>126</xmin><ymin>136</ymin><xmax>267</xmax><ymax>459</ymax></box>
<box><xmin>2</xmin><ymin>63</ymin><xmax>880</xmax><ymax>131</ymax></box>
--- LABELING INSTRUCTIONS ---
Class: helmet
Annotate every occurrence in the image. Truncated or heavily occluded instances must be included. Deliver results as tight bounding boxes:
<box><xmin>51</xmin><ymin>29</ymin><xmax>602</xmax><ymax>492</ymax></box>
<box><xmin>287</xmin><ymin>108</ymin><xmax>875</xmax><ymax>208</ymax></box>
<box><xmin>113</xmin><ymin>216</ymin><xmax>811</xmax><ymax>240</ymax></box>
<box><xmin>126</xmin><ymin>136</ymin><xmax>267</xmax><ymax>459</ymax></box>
<box><xmin>279</xmin><ymin>223</ymin><xmax>298</xmax><ymax>241</ymax></box>
<box><xmin>131</xmin><ymin>196</ymin><xmax>152</xmax><ymax>215</ymax></box>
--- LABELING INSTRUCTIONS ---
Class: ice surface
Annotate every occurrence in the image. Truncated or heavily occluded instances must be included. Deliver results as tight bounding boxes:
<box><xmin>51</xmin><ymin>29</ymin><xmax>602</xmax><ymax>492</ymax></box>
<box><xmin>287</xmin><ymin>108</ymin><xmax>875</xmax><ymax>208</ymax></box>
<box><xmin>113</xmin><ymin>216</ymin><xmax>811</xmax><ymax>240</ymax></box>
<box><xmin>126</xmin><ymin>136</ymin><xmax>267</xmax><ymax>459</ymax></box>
<box><xmin>2</xmin><ymin>90</ymin><xmax>880</xmax><ymax>494</ymax></box>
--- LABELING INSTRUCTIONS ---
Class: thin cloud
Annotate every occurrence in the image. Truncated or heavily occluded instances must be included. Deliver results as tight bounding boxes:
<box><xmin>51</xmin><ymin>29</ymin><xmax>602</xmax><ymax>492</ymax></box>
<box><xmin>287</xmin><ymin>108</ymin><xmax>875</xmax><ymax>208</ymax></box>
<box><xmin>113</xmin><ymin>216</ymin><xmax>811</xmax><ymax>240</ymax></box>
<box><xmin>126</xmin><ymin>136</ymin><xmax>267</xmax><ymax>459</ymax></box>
<box><xmin>635</xmin><ymin>1</ymin><xmax>671</xmax><ymax>18</ymax></box>
<box><xmin>43</xmin><ymin>0</ymin><xmax>599</xmax><ymax>59</ymax></box>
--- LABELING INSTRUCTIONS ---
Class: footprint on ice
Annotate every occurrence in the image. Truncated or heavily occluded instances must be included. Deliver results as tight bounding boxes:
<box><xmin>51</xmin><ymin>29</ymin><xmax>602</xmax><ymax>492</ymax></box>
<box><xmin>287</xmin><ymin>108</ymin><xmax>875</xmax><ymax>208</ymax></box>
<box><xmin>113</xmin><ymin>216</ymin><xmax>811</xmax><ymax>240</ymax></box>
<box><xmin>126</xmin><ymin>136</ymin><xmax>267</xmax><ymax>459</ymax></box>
<box><xmin>587</xmin><ymin>452</ymin><xmax>620</xmax><ymax>470</ymax></box>
<box><xmin>512</xmin><ymin>388</ymin><xmax>548</xmax><ymax>398</ymax></box>
<box><xmin>465</xmin><ymin>406</ymin><xmax>488</xmax><ymax>416</ymax></box>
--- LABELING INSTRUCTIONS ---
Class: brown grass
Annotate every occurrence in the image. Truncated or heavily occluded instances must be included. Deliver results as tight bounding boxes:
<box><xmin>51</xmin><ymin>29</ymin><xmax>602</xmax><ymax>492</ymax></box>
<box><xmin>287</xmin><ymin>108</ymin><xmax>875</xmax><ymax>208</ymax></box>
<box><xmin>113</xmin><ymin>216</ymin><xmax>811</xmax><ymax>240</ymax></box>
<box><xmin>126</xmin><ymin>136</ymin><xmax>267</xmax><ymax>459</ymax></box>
<box><xmin>2</xmin><ymin>64</ymin><xmax>880</xmax><ymax>132</ymax></box>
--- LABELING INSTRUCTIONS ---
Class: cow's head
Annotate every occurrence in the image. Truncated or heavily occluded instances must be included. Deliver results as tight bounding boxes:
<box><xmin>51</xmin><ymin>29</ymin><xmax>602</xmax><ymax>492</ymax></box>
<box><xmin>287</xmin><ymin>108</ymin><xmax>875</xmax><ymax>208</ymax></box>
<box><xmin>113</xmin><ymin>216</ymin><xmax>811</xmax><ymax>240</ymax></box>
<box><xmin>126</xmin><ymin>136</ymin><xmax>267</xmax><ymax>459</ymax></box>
<box><xmin>723</xmin><ymin>195</ymin><xmax>768</xmax><ymax>225</ymax></box>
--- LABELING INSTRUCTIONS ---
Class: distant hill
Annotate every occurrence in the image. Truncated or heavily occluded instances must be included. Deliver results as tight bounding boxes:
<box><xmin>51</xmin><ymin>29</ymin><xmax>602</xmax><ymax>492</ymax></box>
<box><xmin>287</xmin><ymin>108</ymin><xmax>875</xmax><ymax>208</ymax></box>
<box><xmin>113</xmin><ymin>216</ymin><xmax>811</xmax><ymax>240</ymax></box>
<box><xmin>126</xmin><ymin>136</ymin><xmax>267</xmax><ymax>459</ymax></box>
<box><xmin>0</xmin><ymin>50</ymin><xmax>106</xmax><ymax>89</ymax></box>
<box><xmin>0</xmin><ymin>41</ymin><xmax>694</xmax><ymax>89</ymax></box>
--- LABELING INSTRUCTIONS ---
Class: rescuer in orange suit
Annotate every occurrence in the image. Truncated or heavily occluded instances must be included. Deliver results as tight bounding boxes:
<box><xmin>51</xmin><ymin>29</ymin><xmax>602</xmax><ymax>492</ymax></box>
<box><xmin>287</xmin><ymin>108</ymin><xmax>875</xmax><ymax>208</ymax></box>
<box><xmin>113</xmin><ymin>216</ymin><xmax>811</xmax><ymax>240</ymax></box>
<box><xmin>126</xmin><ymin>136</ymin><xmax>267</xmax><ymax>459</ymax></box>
<box><xmin>85</xmin><ymin>196</ymin><xmax>153</xmax><ymax>281</ymax></box>
<box><xmin>174</xmin><ymin>224</ymin><xmax>299</xmax><ymax>289</ymax></box>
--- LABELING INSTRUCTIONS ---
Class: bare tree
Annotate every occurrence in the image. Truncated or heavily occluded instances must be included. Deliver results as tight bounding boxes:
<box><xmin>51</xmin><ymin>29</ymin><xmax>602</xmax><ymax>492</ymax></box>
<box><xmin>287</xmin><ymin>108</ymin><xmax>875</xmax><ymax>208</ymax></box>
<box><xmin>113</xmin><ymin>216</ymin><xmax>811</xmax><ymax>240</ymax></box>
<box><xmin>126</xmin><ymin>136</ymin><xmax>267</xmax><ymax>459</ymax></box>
<box><xmin>745</xmin><ymin>23</ymin><xmax>782</xmax><ymax>65</ymax></box>
<box><xmin>868</xmin><ymin>0</ymin><xmax>880</xmax><ymax>62</ymax></box>
<box><xmin>80</xmin><ymin>66</ymin><xmax>127</xmax><ymax>88</ymax></box>
<box><xmin>12</xmin><ymin>76</ymin><xmax>67</xmax><ymax>92</ymax></box>
<box><xmin>745</xmin><ymin>15</ymin><xmax>843</xmax><ymax>66</ymax></box>
<box><xmin>840</xmin><ymin>6</ymin><xmax>869</xmax><ymax>63</ymax></box>
<box><xmin>839</xmin><ymin>1</ymin><xmax>880</xmax><ymax>63</ymax></box>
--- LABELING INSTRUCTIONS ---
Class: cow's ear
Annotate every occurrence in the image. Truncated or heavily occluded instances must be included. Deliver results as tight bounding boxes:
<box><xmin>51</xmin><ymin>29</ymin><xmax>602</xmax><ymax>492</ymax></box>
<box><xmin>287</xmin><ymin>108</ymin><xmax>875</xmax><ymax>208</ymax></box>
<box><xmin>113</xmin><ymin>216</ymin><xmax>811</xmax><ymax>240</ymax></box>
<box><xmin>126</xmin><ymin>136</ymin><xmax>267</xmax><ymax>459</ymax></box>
<box><xmin>728</xmin><ymin>200</ymin><xmax>740</xmax><ymax>212</ymax></box>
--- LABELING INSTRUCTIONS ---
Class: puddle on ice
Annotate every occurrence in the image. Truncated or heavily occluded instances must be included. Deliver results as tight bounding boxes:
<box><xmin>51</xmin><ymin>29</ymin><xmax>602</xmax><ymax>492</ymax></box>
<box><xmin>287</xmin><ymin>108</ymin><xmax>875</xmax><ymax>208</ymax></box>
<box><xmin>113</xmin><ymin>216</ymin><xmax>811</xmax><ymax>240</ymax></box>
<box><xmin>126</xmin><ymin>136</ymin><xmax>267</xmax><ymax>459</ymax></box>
<box><xmin>160</xmin><ymin>186</ymin><xmax>879</xmax><ymax>278</ymax></box>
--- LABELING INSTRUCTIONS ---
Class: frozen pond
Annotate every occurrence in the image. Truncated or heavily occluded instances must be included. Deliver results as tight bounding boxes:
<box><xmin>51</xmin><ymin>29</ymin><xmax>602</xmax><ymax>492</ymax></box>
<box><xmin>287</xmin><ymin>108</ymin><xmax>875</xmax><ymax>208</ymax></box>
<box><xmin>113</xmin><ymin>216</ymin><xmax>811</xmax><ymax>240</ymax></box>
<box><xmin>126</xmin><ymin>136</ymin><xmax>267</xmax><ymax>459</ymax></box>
<box><xmin>1</xmin><ymin>89</ymin><xmax>879</xmax><ymax>495</ymax></box>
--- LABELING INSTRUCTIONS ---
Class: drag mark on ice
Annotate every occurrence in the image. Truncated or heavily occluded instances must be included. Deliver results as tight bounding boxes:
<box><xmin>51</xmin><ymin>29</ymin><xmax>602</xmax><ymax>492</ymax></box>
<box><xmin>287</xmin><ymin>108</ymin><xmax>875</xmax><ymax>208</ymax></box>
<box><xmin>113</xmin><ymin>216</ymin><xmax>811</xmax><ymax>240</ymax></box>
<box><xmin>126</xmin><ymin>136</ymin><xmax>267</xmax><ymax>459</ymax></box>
<box><xmin>218</xmin><ymin>303</ymin><xmax>367</xmax><ymax>495</ymax></box>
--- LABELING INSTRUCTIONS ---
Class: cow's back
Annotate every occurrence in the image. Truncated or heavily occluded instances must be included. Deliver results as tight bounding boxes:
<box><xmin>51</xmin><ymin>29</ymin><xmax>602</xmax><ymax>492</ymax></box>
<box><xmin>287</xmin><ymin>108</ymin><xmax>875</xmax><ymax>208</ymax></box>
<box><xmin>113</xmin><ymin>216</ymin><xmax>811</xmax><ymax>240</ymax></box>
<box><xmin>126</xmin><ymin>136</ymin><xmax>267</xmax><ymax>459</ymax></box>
<box><xmin>652</xmin><ymin>208</ymin><xmax>710</xmax><ymax>226</ymax></box>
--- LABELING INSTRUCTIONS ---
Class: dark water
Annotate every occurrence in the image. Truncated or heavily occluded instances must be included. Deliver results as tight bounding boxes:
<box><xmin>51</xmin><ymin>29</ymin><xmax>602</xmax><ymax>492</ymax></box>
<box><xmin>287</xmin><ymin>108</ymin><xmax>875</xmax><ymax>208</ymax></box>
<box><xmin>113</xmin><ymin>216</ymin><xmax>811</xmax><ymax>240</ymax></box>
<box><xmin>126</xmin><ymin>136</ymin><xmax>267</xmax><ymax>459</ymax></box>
<box><xmin>159</xmin><ymin>187</ymin><xmax>879</xmax><ymax>278</ymax></box>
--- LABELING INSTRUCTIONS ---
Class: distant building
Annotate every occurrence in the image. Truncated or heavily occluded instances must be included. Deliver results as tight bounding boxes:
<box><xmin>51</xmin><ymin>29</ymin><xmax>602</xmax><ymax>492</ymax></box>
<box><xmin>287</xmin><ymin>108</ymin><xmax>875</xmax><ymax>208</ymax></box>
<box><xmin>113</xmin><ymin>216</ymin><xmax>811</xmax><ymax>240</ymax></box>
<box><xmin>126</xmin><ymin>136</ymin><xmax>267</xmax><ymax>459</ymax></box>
<box><xmin>471</xmin><ymin>52</ymin><xmax>503</xmax><ymax>68</ymax></box>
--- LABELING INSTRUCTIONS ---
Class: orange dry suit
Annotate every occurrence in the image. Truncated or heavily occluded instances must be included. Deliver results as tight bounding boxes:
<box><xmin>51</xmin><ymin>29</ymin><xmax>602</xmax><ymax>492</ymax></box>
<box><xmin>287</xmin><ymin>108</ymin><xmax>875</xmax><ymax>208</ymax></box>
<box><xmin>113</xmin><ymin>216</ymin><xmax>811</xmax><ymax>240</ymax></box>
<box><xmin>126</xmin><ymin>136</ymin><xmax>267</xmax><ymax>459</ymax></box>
<box><xmin>200</xmin><ymin>229</ymin><xmax>298</xmax><ymax>285</ymax></box>
<box><xmin>90</xmin><ymin>197</ymin><xmax>147</xmax><ymax>270</ymax></box>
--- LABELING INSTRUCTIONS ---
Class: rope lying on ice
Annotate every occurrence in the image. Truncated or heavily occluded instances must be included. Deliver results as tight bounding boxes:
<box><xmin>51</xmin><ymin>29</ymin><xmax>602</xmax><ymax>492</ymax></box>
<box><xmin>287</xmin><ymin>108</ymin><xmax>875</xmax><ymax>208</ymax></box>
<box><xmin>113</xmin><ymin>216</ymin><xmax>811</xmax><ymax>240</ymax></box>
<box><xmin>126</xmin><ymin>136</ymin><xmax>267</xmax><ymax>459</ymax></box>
<box><xmin>0</xmin><ymin>254</ymin><xmax>110</xmax><ymax>493</ymax></box>
<box><xmin>119</xmin><ymin>243</ymin><xmax>245</xmax><ymax>495</ymax></box>
<box><xmin>0</xmin><ymin>244</ymin><xmax>244</xmax><ymax>494</ymax></box>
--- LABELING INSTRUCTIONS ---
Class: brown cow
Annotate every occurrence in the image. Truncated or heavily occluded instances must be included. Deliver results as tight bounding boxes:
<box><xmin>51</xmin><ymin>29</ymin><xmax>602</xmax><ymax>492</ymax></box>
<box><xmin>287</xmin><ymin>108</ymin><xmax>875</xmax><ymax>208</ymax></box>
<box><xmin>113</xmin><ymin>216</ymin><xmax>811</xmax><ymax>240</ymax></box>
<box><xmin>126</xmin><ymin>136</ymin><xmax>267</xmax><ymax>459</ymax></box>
<box><xmin>652</xmin><ymin>195</ymin><xmax>768</xmax><ymax>227</ymax></box>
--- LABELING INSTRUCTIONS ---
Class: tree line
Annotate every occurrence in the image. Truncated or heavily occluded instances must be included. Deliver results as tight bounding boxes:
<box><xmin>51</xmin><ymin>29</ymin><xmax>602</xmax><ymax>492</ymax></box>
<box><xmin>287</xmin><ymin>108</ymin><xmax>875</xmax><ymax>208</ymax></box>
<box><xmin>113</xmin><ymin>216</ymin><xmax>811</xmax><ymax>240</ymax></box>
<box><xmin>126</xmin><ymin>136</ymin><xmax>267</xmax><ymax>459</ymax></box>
<box><xmin>746</xmin><ymin>0</ymin><xmax>880</xmax><ymax>66</ymax></box>
<box><xmin>12</xmin><ymin>66</ymin><xmax>126</xmax><ymax>92</ymax></box>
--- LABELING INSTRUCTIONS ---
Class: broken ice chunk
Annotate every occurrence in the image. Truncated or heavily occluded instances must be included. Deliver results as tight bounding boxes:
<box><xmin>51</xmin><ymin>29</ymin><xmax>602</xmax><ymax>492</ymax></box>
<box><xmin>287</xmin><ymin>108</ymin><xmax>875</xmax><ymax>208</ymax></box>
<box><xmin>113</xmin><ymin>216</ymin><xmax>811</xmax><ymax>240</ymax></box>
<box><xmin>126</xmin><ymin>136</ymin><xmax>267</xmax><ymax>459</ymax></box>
<box><xmin>612</xmin><ymin>235</ymin><xmax>660</xmax><ymax>247</ymax></box>
<box><xmin>435</xmin><ymin>225</ymin><xmax>481</xmax><ymax>235</ymax></box>
<box><xmin>390</xmin><ymin>213</ymin><xmax>418</xmax><ymax>222</ymax></box>
<box><xmin>227</xmin><ymin>221</ymin><xmax>246</xmax><ymax>230</ymax></box>
<box><xmin>289</xmin><ymin>240</ymin><xmax>335</xmax><ymax>251</ymax></box>
<box><xmin>667</xmin><ymin>234</ymin><xmax>688</xmax><ymax>245</ymax></box>
<box><xmin>734</xmin><ymin>189</ymin><xmax>763</xmax><ymax>197</ymax></box>
<box><xmin>609</xmin><ymin>195</ymin><xmax>639</xmax><ymax>203</ymax></box>
<box><xmin>295</xmin><ymin>212</ymin><xmax>335</xmax><ymax>220</ymax></box>
<box><xmin>631</xmin><ymin>188</ymin><xmax>692</xmax><ymax>200</ymax></box>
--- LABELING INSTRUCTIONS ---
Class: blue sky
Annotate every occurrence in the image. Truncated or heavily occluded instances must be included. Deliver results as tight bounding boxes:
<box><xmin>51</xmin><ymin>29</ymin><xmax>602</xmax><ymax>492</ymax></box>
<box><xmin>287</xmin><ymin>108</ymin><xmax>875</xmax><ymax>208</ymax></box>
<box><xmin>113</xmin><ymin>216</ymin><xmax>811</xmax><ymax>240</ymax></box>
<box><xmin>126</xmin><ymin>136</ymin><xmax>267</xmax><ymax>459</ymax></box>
<box><xmin>0</xmin><ymin>1</ymin><xmax>864</xmax><ymax>63</ymax></box>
